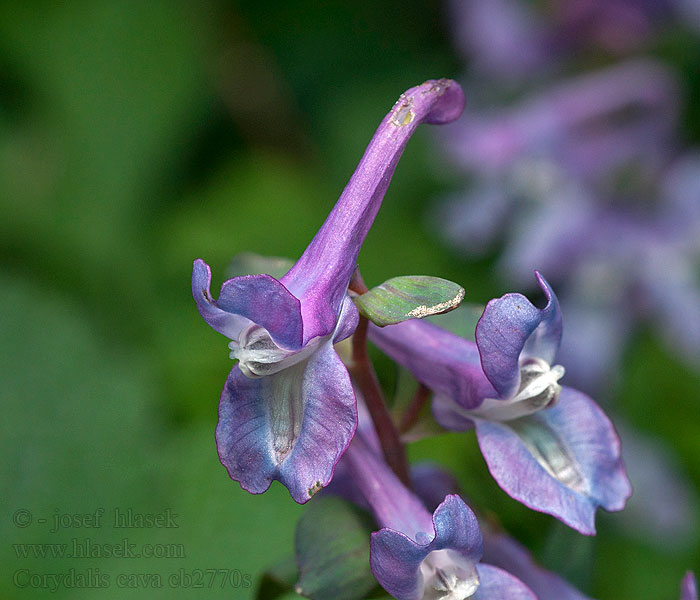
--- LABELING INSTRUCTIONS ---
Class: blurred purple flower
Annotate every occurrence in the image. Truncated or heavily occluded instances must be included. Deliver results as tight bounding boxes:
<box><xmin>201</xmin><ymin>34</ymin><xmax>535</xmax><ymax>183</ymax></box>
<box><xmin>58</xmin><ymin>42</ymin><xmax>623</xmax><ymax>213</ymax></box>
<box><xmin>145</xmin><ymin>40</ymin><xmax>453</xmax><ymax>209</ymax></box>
<box><xmin>551</xmin><ymin>0</ymin><xmax>674</xmax><ymax>53</ymax></box>
<box><xmin>343</xmin><ymin>433</ymin><xmax>536</xmax><ymax>600</ymax></box>
<box><xmin>448</xmin><ymin>0</ymin><xmax>678</xmax><ymax>82</ymax></box>
<box><xmin>192</xmin><ymin>79</ymin><xmax>465</xmax><ymax>503</ymax></box>
<box><xmin>443</xmin><ymin>59</ymin><xmax>676</xmax><ymax>182</ymax></box>
<box><xmin>434</xmin><ymin>57</ymin><xmax>700</xmax><ymax>389</ymax></box>
<box><xmin>448</xmin><ymin>0</ymin><xmax>548</xmax><ymax>82</ymax></box>
<box><xmin>682</xmin><ymin>572</ymin><xmax>699</xmax><ymax>600</ymax></box>
<box><xmin>613</xmin><ymin>422</ymin><xmax>699</xmax><ymax>550</ymax></box>
<box><xmin>369</xmin><ymin>273</ymin><xmax>631</xmax><ymax>534</ymax></box>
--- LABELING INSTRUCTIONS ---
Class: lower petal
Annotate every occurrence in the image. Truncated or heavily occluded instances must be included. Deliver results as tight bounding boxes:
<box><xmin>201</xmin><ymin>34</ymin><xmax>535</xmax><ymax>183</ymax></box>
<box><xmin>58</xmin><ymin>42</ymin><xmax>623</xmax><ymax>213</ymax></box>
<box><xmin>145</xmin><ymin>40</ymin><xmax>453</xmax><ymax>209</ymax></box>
<box><xmin>474</xmin><ymin>386</ymin><xmax>630</xmax><ymax>534</ymax></box>
<box><xmin>216</xmin><ymin>343</ymin><xmax>356</xmax><ymax>504</ymax></box>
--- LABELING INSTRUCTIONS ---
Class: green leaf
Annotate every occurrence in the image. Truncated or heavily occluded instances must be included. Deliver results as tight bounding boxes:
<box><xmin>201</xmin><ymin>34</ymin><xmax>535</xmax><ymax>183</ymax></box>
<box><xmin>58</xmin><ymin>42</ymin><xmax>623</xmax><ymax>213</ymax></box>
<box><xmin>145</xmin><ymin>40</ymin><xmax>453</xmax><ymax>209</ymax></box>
<box><xmin>354</xmin><ymin>275</ymin><xmax>465</xmax><ymax>327</ymax></box>
<box><xmin>294</xmin><ymin>496</ymin><xmax>377</xmax><ymax>600</ymax></box>
<box><xmin>227</xmin><ymin>252</ymin><xmax>295</xmax><ymax>280</ymax></box>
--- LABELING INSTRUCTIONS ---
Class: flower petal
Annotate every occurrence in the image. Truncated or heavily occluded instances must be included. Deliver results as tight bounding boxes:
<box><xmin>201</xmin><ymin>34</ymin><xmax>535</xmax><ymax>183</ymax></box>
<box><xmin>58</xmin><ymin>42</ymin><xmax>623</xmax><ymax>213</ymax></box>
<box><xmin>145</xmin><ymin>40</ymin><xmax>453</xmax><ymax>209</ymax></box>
<box><xmin>431</xmin><ymin>494</ymin><xmax>483</xmax><ymax>565</ymax></box>
<box><xmin>474</xmin><ymin>386</ymin><xmax>630</xmax><ymax>534</ymax></box>
<box><xmin>192</xmin><ymin>258</ymin><xmax>303</xmax><ymax>349</ymax></box>
<box><xmin>215</xmin><ymin>342</ymin><xmax>356</xmax><ymax>504</ymax></box>
<box><xmin>282</xmin><ymin>79</ymin><xmax>465</xmax><ymax>344</ymax></box>
<box><xmin>432</xmin><ymin>393</ymin><xmax>477</xmax><ymax>432</ymax></box>
<box><xmin>473</xmin><ymin>564</ymin><xmax>537</xmax><ymax>600</ymax></box>
<box><xmin>333</xmin><ymin>294</ymin><xmax>359</xmax><ymax>344</ymax></box>
<box><xmin>475</xmin><ymin>271</ymin><xmax>561</xmax><ymax>398</ymax></box>
<box><xmin>192</xmin><ymin>259</ymin><xmax>250</xmax><ymax>340</ymax></box>
<box><xmin>370</xmin><ymin>528</ymin><xmax>429</xmax><ymax>600</ymax></box>
<box><xmin>523</xmin><ymin>271</ymin><xmax>563</xmax><ymax>362</ymax></box>
<box><xmin>369</xmin><ymin>319</ymin><xmax>495</xmax><ymax>410</ymax></box>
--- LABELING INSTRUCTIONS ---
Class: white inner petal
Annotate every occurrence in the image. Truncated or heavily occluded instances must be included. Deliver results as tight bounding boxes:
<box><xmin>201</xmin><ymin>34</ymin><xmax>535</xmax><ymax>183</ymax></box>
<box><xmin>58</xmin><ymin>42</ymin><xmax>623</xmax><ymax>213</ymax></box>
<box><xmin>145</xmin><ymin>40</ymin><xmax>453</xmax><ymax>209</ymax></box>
<box><xmin>229</xmin><ymin>324</ymin><xmax>316</xmax><ymax>378</ymax></box>
<box><xmin>420</xmin><ymin>549</ymin><xmax>479</xmax><ymax>600</ymax></box>
<box><xmin>266</xmin><ymin>358</ymin><xmax>307</xmax><ymax>460</ymax></box>
<box><xmin>508</xmin><ymin>416</ymin><xmax>588</xmax><ymax>494</ymax></box>
<box><xmin>473</xmin><ymin>358</ymin><xmax>565</xmax><ymax>421</ymax></box>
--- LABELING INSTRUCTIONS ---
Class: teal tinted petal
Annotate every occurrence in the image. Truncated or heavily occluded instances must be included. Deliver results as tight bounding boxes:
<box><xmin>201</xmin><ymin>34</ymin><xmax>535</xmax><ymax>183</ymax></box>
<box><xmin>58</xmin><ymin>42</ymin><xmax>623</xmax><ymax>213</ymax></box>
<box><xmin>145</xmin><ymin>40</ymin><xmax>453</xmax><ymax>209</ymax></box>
<box><xmin>474</xmin><ymin>386</ymin><xmax>630</xmax><ymax>534</ymax></box>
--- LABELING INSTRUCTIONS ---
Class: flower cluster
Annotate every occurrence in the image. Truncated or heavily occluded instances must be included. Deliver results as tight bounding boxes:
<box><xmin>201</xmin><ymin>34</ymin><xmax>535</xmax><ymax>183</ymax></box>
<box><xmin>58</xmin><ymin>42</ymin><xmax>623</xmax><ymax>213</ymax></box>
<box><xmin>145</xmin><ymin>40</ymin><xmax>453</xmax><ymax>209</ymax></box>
<box><xmin>433</xmin><ymin>0</ymin><xmax>700</xmax><ymax>552</ymax></box>
<box><xmin>438</xmin><ymin>0</ymin><xmax>700</xmax><ymax>393</ymax></box>
<box><xmin>192</xmin><ymin>79</ymin><xmax>694</xmax><ymax>598</ymax></box>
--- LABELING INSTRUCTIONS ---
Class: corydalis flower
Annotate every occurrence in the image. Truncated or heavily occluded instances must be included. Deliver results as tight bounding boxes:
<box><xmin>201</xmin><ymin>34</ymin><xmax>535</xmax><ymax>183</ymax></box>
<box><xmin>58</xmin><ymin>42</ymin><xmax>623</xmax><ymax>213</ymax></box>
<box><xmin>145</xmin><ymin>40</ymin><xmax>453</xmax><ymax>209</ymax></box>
<box><xmin>192</xmin><ymin>79</ymin><xmax>465</xmax><ymax>503</ymax></box>
<box><xmin>682</xmin><ymin>572</ymin><xmax>698</xmax><ymax>600</ymax></box>
<box><xmin>344</xmin><ymin>434</ymin><xmax>536</xmax><ymax>600</ymax></box>
<box><xmin>369</xmin><ymin>272</ymin><xmax>631</xmax><ymax>534</ymax></box>
<box><xmin>411</xmin><ymin>463</ymin><xmax>593</xmax><ymax>600</ymax></box>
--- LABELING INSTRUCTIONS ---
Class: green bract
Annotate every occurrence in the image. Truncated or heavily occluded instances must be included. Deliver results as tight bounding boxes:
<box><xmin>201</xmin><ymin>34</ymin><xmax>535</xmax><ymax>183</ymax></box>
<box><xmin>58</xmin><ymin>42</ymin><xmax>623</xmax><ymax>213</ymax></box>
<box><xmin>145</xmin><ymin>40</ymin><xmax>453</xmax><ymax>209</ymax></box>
<box><xmin>353</xmin><ymin>275</ymin><xmax>465</xmax><ymax>327</ymax></box>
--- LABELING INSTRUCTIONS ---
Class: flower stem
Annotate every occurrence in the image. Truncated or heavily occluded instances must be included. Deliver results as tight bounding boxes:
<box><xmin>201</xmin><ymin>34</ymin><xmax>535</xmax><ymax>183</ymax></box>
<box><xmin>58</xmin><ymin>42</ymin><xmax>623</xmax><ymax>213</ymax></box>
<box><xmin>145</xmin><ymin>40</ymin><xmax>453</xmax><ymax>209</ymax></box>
<box><xmin>399</xmin><ymin>383</ymin><xmax>430</xmax><ymax>434</ymax></box>
<box><xmin>350</xmin><ymin>315</ymin><xmax>411</xmax><ymax>487</ymax></box>
<box><xmin>349</xmin><ymin>271</ymin><xmax>410</xmax><ymax>486</ymax></box>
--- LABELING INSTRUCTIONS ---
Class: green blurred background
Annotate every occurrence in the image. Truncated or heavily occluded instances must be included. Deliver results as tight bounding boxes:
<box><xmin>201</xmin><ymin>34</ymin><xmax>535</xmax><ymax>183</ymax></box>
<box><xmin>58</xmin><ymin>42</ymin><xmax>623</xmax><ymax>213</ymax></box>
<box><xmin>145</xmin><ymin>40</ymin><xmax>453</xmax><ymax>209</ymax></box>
<box><xmin>1</xmin><ymin>1</ymin><xmax>698</xmax><ymax>598</ymax></box>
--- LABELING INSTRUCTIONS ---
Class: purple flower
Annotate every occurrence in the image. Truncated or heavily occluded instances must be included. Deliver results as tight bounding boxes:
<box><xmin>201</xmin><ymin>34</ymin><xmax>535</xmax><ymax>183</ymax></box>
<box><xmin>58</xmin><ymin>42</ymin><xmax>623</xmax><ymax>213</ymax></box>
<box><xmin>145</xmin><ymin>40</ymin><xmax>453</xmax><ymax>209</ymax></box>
<box><xmin>369</xmin><ymin>272</ymin><xmax>631</xmax><ymax>534</ymax></box>
<box><xmin>192</xmin><ymin>79</ymin><xmax>465</xmax><ymax>503</ymax></box>
<box><xmin>444</xmin><ymin>59</ymin><xmax>677</xmax><ymax>181</ymax></box>
<box><xmin>682</xmin><ymin>572</ymin><xmax>699</xmax><ymax>600</ymax></box>
<box><xmin>613</xmin><ymin>422</ymin><xmax>699</xmax><ymax>550</ymax></box>
<box><xmin>553</xmin><ymin>0</ymin><xmax>675</xmax><ymax>53</ymax></box>
<box><xmin>448</xmin><ymin>0</ymin><xmax>676</xmax><ymax>82</ymax></box>
<box><xmin>448</xmin><ymin>0</ymin><xmax>548</xmax><ymax>82</ymax></box>
<box><xmin>343</xmin><ymin>433</ymin><xmax>536</xmax><ymax>600</ymax></box>
<box><xmin>410</xmin><ymin>463</ymin><xmax>593</xmax><ymax>600</ymax></box>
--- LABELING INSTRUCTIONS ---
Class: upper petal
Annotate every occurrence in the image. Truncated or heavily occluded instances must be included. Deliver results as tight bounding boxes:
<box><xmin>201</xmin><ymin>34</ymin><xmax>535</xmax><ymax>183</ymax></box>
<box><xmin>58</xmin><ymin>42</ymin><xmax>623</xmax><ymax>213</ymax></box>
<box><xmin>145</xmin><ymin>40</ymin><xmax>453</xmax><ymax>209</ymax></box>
<box><xmin>215</xmin><ymin>342</ymin><xmax>356</xmax><ymax>504</ymax></box>
<box><xmin>431</xmin><ymin>494</ymin><xmax>483</xmax><ymax>565</ymax></box>
<box><xmin>193</xmin><ymin>258</ymin><xmax>303</xmax><ymax>349</ymax></box>
<box><xmin>474</xmin><ymin>386</ymin><xmax>630</xmax><ymax>534</ymax></box>
<box><xmin>282</xmin><ymin>80</ymin><xmax>465</xmax><ymax>344</ymax></box>
<box><xmin>192</xmin><ymin>259</ymin><xmax>250</xmax><ymax>340</ymax></box>
<box><xmin>475</xmin><ymin>271</ymin><xmax>562</xmax><ymax>398</ymax></box>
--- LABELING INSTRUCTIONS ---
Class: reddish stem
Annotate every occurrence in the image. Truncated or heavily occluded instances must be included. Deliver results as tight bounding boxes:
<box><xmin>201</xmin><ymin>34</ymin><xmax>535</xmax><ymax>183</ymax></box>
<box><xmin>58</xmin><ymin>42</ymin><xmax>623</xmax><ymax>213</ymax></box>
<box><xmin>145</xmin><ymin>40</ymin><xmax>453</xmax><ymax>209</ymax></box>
<box><xmin>399</xmin><ymin>383</ymin><xmax>430</xmax><ymax>434</ymax></box>
<box><xmin>348</xmin><ymin>272</ymin><xmax>410</xmax><ymax>486</ymax></box>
